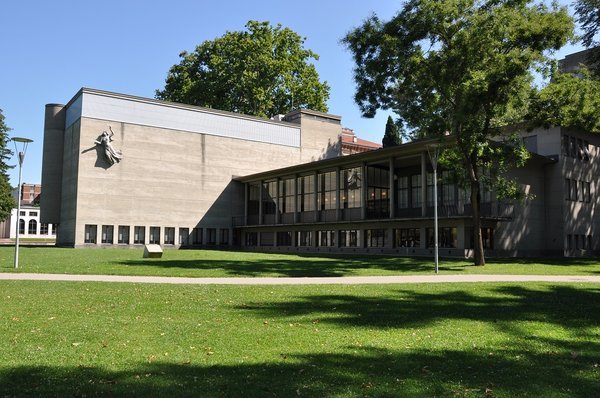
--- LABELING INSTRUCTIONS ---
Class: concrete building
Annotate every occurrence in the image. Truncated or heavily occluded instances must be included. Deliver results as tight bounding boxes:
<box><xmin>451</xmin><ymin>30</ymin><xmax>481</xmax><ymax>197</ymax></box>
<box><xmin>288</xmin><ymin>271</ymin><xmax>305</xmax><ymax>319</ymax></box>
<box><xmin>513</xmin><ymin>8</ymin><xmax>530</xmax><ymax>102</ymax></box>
<box><xmin>41</xmin><ymin>88</ymin><xmax>598</xmax><ymax>256</ymax></box>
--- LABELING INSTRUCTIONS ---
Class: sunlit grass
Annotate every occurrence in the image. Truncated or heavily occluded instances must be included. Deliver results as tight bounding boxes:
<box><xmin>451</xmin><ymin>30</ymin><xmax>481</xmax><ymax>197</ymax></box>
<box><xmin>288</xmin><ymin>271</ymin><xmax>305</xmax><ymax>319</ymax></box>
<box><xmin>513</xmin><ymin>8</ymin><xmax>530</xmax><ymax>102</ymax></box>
<box><xmin>0</xmin><ymin>281</ymin><xmax>598</xmax><ymax>396</ymax></box>
<box><xmin>0</xmin><ymin>246</ymin><xmax>598</xmax><ymax>277</ymax></box>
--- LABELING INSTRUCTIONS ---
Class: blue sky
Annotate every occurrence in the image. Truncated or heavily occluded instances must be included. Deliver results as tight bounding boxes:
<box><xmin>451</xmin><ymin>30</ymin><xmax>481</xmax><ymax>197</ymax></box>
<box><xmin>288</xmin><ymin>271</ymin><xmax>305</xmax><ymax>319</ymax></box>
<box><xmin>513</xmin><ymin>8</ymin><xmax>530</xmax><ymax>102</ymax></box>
<box><xmin>0</xmin><ymin>0</ymin><xmax>583</xmax><ymax>186</ymax></box>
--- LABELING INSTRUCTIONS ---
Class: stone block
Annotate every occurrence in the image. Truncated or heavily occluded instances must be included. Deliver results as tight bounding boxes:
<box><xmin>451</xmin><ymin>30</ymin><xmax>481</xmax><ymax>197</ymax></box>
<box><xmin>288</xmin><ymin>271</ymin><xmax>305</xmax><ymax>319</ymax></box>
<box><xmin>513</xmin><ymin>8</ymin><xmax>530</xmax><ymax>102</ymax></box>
<box><xmin>143</xmin><ymin>244</ymin><xmax>163</xmax><ymax>258</ymax></box>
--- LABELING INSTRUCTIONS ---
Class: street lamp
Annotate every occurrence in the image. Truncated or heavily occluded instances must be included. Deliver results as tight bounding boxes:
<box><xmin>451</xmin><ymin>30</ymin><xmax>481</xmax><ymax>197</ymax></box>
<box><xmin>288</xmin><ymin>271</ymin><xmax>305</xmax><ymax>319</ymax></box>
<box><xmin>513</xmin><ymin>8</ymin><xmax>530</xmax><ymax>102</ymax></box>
<box><xmin>427</xmin><ymin>143</ymin><xmax>442</xmax><ymax>274</ymax></box>
<box><xmin>12</xmin><ymin>136</ymin><xmax>33</xmax><ymax>269</ymax></box>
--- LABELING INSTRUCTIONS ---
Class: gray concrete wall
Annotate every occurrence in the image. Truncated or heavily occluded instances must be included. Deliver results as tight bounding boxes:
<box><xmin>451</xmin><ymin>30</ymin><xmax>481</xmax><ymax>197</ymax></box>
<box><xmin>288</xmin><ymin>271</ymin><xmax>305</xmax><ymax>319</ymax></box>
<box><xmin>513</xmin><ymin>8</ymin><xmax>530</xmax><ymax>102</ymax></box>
<box><xmin>67</xmin><ymin>110</ymin><xmax>340</xmax><ymax>246</ymax></box>
<box><xmin>57</xmin><ymin>120</ymin><xmax>81</xmax><ymax>246</ymax></box>
<box><xmin>40</xmin><ymin>104</ymin><xmax>66</xmax><ymax>225</ymax></box>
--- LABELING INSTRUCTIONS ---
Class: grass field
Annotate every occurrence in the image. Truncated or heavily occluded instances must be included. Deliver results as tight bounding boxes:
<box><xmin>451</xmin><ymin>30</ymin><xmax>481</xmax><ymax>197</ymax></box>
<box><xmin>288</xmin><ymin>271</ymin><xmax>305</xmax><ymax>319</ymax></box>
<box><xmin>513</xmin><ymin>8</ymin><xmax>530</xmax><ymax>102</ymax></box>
<box><xmin>0</xmin><ymin>281</ymin><xmax>598</xmax><ymax>397</ymax></box>
<box><xmin>0</xmin><ymin>246</ymin><xmax>599</xmax><ymax>277</ymax></box>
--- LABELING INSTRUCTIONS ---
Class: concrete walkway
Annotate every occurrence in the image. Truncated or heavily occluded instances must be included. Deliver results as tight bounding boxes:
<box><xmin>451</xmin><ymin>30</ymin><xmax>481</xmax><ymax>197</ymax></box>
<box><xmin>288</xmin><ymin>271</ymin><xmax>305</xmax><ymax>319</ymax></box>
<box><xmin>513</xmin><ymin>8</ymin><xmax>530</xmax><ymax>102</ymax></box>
<box><xmin>1</xmin><ymin>273</ymin><xmax>599</xmax><ymax>285</ymax></box>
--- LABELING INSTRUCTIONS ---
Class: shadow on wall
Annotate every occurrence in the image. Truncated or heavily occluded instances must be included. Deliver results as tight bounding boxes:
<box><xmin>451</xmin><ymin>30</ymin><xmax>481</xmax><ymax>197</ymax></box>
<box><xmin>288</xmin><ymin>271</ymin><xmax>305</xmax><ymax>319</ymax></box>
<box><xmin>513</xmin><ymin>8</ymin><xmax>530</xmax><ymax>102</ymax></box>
<box><xmin>194</xmin><ymin>179</ymin><xmax>245</xmax><ymax>231</ymax></box>
<box><xmin>316</xmin><ymin>138</ymin><xmax>341</xmax><ymax>161</ymax></box>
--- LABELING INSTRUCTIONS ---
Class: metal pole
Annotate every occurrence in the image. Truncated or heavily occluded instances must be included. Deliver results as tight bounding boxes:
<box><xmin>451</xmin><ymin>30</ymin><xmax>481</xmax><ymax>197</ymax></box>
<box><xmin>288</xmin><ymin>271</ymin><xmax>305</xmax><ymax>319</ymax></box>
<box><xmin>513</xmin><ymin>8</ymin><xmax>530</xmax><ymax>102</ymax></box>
<box><xmin>14</xmin><ymin>152</ymin><xmax>23</xmax><ymax>269</ymax></box>
<box><xmin>433</xmin><ymin>166</ymin><xmax>439</xmax><ymax>274</ymax></box>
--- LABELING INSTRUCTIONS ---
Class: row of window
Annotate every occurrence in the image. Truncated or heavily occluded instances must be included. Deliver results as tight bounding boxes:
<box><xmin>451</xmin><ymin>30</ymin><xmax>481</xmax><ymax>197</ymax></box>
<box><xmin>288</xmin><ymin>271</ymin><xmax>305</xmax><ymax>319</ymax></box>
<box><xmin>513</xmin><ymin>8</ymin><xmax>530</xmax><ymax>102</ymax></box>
<box><xmin>566</xmin><ymin>234</ymin><xmax>593</xmax><ymax>250</ymax></box>
<box><xmin>245</xmin><ymin>227</ymin><xmax>492</xmax><ymax>249</ymax></box>
<box><xmin>565</xmin><ymin>179</ymin><xmax>592</xmax><ymax>203</ymax></box>
<box><xmin>19</xmin><ymin>210</ymin><xmax>38</xmax><ymax>217</ymax></box>
<box><xmin>250</xmin><ymin>167</ymin><xmax>492</xmax><ymax>219</ymax></box>
<box><xmin>18</xmin><ymin>219</ymin><xmax>54</xmax><ymax>235</ymax></box>
<box><xmin>84</xmin><ymin>225</ymin><xmax>230</xmax><ymax>245</ymax></box>
<box><xmin>562</xmin><ymin>135</ymin><xmax>592</xmax><ymax>161</ymax></box>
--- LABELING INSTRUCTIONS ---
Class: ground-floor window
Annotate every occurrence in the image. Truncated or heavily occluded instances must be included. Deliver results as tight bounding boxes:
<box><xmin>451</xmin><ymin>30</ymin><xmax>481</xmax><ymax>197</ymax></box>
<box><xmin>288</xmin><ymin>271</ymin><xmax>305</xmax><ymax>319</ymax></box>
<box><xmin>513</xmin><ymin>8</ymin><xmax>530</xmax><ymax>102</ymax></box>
<box><xmin>297</xmin><ymin>231</ymin><xmax>313</xmax><ymax>247</ymax></box>
<box><xmin>40</xmin><ymin>223</ymin><xmax>49</xmax><ymax>235</ymax></box>
<box><xmin>192</xmin><ymin>228</ymin><xmax>202</xmax><ymax>245</ymax></box>
<box><xmin>134</xmin><ymin>226</ymin><xmax>145</xmax><ymax>244</ymax></box>
<box><xmin>179</xmin><ymin>228</ymin><xmax>189</xmax><ymax>245</ymax></box>
<box><xmin>318</xmin><ymin>230</ymin><xmax>336</xmax><ymax>247</ymax></box>
<box><xmin>277</xmin><ymin>231</ymin><xmax>292</xmax><ymax>246</ymax></box>
<box><xmin>340</xmin><ymin>230</ymin><xmax>358</xmax><ymax>247</ymax></box>
<box><xmin>468</xmin><ymin>227</ymin><xmax>493</xmax><ymax>249</ymax></box>
<box><xmin>206</xmin><ymin>228</ymin><xmax>217</xmax><ymax>245</ymax></box>
<box><xmin>164</xmin><ymin>227</ymin><xmax>175</xmax><ymax>245</ymax></box>
<box><xmin>260</xmin><ymin>232</ymin><xmax>274</xmax><ymax>246</ymax></box>
<box><xmin>220</xmin><ymin>229</ymin><xmax>229</xmax><ymax>245</ymax></box>
<box><xmin>84</xmin><ymin>224</ymin><xmax>97</xmax><ymax>244</ymax></box>
<box><xmin>394</xmin><ymin>228</ymin><xmax>420</xmax><ymax>248</ymax></box>
<box><xmin>149</xmin><ymin>226</ymin><xmax>160</xmax><ymax>244</ymax></box>
<box><xmin>118</xmin><ymin>226</ymin><xmax>130</xmax><ymax>244</ymax></box>
<box><xmin>18</xmin><ymin>219</ymin><xmax>25</xmax><ymax>235</ymax></box>
<box><xmin>246</xmin><ymin>232</ymin><xmax>258</xmax><ymax>246</ymax></box>
<box><xmin>365</xmin><ymin>229</ymin><xmax>386</xmax><ymax>248</ymax></box>
<box><xmin>428</xmin><ymin>227</ymin><xmax>457</xmax><ymax>248</ymax></box>
<box><xmin>101</xmin><ymin>225</ymin><xmax>114</xmax><ymax>244</ymax></box>
<box><xmin>28</xmin><ymin>219</ymin><xmax>37</xmax><ymax>235</ymax></box>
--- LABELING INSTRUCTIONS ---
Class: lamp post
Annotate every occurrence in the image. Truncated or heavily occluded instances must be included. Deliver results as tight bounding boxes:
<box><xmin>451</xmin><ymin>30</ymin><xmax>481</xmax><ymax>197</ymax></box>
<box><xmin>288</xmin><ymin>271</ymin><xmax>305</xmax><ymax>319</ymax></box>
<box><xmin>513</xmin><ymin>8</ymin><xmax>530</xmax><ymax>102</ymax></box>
<box><xmin>12</xmin><ymin>137</ymin><xmax>33</xmax><ymax>269</ymax></box>
<box><xmin>427</xmin><ymin>143</ymin><xmax>442</xmax><ymax>274</ymax></box>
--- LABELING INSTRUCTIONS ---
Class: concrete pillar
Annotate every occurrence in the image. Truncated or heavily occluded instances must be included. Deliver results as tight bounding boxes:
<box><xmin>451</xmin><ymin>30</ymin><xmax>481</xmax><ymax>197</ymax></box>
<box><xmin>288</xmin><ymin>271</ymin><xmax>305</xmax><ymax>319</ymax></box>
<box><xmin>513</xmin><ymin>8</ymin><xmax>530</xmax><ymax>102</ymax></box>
<box><xmin>313</xmin><ymin>171</ymin><xmax>319</xmax><ymax>222</ymax></box>
<box><xmin>389</xmin><ymin>157</ymin><xmax>395</xmax><ymax>219</ymax></box>
<box><xmin>275</xmin><ymin>178</ymin><xmax>280</xmax><ymax>225</ymax></box>
<box><xmin>258</xmin><ymin>181</ymin><xmax>263</xmax><ymax>225</ymax></box>
<box><xmin>361</xmin><ymin>164</ymin><xmax>367</xmax><ymax>220</ymax></box>
<box><xmin>40</xmin><ymin>104</ymin><xmax>66</xmax><ymax>225</ymax></box>
<box><xmin>421</xmin><ymin>152</ymin><xmax>427</xmax><ymax>217</ymax></box>
<box><xmin>336</xmin><ymin>167</ymin><xmax>341</xmax><ymax>221</ymax></box>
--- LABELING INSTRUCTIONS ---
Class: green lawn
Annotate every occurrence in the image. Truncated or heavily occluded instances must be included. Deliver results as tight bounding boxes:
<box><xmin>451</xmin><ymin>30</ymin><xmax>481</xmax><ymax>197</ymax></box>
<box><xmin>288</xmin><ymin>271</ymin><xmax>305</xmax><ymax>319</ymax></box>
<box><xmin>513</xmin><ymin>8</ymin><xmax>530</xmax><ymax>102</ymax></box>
<box><xmin>0</xmin><ymin>246</ymin><xmax>598</xmax><ymax>277</ymax></box>
<box><xmin>0</xmin><ymin>281</ymin><xmax>598</xmax><ymax>397</ymax></box>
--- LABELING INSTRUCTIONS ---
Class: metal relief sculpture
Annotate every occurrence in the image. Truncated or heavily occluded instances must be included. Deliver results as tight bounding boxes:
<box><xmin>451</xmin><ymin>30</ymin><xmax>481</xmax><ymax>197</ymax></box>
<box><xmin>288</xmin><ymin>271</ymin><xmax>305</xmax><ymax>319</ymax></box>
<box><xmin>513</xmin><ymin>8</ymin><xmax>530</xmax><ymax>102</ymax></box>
<box><xmin>95</xmin><ymin>126</ymin><xmax>123</xmax><ymax>165</ymax></box>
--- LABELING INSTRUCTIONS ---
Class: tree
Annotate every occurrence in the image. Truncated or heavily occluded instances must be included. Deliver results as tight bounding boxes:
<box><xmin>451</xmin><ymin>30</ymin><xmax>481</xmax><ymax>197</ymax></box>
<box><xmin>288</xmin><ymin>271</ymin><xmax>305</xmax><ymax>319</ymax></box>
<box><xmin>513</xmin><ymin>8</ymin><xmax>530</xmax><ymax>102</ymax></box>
<box><xmin>156</xmin><ymin>20</ymin><xmax>330</xmax><ymax>118</ymax></box>
<box><xmin>529</xmin><ymin>66</ymin><xmax>600</xmax><ymax>133</ymax></box>
<box><xmin>344</xmin><ymin>0</ymin><xmax>572</xmax><ymax>265</ymax></box>
<box><xmin>382</xmin><ymin>116</ymin><xmax>402</xmax><ymax>147</ymax></box>
<box><xmin>0</xmin><ymin>109</ymin><xmax>15</xmax><ymax>222</ymax></box>
<box><xmin>574</xmin><ymin>0</ymin><xmax>600</xmax><ymax>66</ymax></box>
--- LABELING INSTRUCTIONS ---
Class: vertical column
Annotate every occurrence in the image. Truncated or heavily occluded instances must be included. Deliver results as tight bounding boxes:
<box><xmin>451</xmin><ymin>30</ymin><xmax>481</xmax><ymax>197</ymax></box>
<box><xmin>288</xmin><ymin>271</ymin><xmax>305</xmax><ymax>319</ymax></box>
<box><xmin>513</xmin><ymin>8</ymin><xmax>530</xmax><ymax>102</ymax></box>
<box><xmin>293</xmin><ymin>175</ymin><xmax>298</xmax><ymax>224</ymax></box>
<box><xmin>258</xmin><ymin>181</ymin><xmax>263</xmax><ymax>225</ymax></box>
<box><xmin>313</xmin><ymin>171</ymin><xmax>319</xmax><ymax>222</ymax></box>
<box><xmin>275</xmin><ymin>178</ymin><xmax>280</xmax><ymax>225</ymax></box>
<box><xmin>244</xmin><ymin>183</ymin><xmax>248</xmax><ymax>225</ymax></box>
<box><xmin>389</xmin><ymin>157</ymin><xmax>395</xmax><ymax>219</ymax></box>
<box><xmin>336</xmin><ymin>167</ymin><xmax>341</xmax><ymax>221</ymax></box>
<box><xmin>421</xmin><ymin>152</ymin><xmax>427</xmax><ymax>217</ymax></box>
<box><xmin>361</xmin><ymin>163</ymin><xmax>368</xmax><ymax>220</ymax></box>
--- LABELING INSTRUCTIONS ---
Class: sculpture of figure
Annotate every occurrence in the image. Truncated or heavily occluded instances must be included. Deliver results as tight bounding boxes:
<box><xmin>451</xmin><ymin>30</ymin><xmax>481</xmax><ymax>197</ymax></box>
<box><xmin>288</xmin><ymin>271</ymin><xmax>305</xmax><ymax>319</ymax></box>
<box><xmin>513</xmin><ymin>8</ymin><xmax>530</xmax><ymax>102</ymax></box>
<box><xmin>95</xmin><ymin>126</ymin><xmax>123</xmax><ymax>165</ymax></box>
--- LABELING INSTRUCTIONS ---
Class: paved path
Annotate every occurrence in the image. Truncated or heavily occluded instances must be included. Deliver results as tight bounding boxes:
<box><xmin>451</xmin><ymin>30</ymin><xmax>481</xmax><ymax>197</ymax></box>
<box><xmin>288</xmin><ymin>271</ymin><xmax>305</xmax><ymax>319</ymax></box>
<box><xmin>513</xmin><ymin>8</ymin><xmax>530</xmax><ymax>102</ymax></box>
<box><xmin>1</xmin><ymin>273</ymin><xmax>599</xmax><ymax>285</ymax></box>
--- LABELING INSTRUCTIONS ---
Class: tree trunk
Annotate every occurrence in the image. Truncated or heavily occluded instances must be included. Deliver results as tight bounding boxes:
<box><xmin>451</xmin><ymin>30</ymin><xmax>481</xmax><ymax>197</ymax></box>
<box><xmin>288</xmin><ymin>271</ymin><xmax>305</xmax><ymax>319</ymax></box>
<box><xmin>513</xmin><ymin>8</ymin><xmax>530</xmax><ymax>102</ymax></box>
<box><xmin>471</xmin><ymin>179</ymin><xmax>485</xmax><ymax>266</ymax></box>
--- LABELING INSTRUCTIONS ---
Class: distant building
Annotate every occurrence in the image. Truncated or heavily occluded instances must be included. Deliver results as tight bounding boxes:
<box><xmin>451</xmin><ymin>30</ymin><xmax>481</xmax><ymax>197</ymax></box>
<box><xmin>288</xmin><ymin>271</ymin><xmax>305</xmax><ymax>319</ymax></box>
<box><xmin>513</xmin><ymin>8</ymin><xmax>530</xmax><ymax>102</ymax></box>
<box><xmin>339</xmin><ymin>128</ymin><xmax>382</xmax><ymax>155</ymax></box>
<box><xmin>0</xmin><ymin>184</ymin><xmax>56</xmax><ymax>239</ymax></box>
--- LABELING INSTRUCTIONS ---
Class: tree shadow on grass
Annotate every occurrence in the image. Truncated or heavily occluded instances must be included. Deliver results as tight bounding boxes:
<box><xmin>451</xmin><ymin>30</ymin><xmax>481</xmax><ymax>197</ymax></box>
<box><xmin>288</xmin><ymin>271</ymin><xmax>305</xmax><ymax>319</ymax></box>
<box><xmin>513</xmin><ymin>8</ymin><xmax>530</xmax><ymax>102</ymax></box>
<box><xmin>239</xmin><ymin>285</ymin><xmax>600</xmax><ymax>336</ymax></box>
<box><xmin>117</xmin><ymin>255</ymin><xmax>459</xmax><ymax>277</ymax></box>
<box><xmin>1</xmin><ymin>347</ymin><xmax>597</xmax><ymax>397</ymax></box>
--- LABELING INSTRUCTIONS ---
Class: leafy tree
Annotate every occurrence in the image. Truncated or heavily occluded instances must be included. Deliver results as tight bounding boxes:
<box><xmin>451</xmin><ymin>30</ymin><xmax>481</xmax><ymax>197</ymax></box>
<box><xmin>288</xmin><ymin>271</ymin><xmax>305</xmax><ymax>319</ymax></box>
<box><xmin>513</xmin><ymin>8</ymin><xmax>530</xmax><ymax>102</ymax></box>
<box><xmin>529</xmin><ymin>66</ymin><xmax>600</xmax><ymax>133</ymax></box>
<box><xmin>156</xmin><ymin>20</ymin><xmax>330</xmax><ymax>118</ymax></box>
<box><xmin>574</xmin><ymin>0</ymin><xmax>600</xmax><ymax>66</ymax></box>
<box><xmin>382</xmin><ymin>116</ymin><xmax>402</xmax><ymax>147</ymax></box>
<box><xmin>344</xmin><ymin>0</ymin><xmax>572</xmax><ymax>265</ymax></box>
<box><xmin>0</xmin><ymin>109</ymin><xmax>15</xmax><ymax>222</ymax></box>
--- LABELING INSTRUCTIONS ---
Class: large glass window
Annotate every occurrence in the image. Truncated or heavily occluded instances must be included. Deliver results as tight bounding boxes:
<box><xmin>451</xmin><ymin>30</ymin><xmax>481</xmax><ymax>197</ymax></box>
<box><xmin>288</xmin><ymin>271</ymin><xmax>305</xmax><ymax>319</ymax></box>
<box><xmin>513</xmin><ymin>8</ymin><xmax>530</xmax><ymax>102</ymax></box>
<box><xmin>206</xmin><ymin>228</ymin><xmax>217</xmax><ymax>245</ymax></box>
<box><xmin>101</xmin><ymin>225</ymin><xmax>114</xmax><ymax>244</ymax></box>
<box><xmin>365</xmin><ymin>229</ymin><xmax>386</xmax><ymax>247</ymax></box>
<box><xmin>18</xmin><ymin>219</ymin><xmax>25</xmax><ymax>235</ymax></box>
<box><xmin>318</xmin><ymin>171</ymin><xmax>337</xmax><ymax>210</ymax></box>
<box><xmin>245</xmin><ymin>232</ymin><xmax>258</xmax><ymax>246</ymax></box>
<box><xmin>118</xmin><ymin>225</ymin><xmax>130</xmax><ymax>244</ymax></box>
<box><xmin>366</xmin><ymin>166</ymin><xmax>389</xmax><ymax>218</ymax></box>
<box><xmin>340</xmin><ymin>230</ymin><xmax>358</xmax><ymax>247</ymax></box>
<box><xmin>318</xmin><ymin>230</ymin><xmax>336</xmax><ymax>247</ymax></box>
<box><xmin>40</xmin><ymin>223</ymin><xmax>49</xmax><ymax>235</ymax></box>
<box><xmin>192</xmin><ymin>228</ymin><xmax>202</xmax><ymax>244</ymax></box>
<box><xmin>297</xmin><ymin>231</ymin><xmax>313</xmax><ymax>246</ymax></box>
<box><xmin>278</xmin><ymin>178</ymin><xmax>295</xmax><ymax>214</ymax></box>
<box><xmin>179</xmin><ymin>228</ymin><xmax>189</xmax><ymax>245</ymax></box>
<box><xmin>164</xmin><ymin>227</ymin><xmax>175</xmax><ymax>245</ymax></box>
<box><xmin>248</xmin><ymin>183</ymin><xmax>260</xmax><ymax>216</ymax></box>
<box><xmin>84</xmin><ymin>224</ymin><xmax>97</xmax><ymax>244</ymax></box>
<box><xmin>442</xmin><ymin>171</ymin><xmax>456</xmax><ymax>205</ymax></box>
<box><xmin>134</xmin><ymin>226</ymin><xmax>145</xmax><ymax>244</ymax></box>
<box><xmin>277</xmin><ymin>231</ymin><xmax>293</xmax><ymax>246</ymax></box>
<box><xmin>297</xmin><ymin>175</ymin><xmax>315</xmax><ymax>212</ymax></box>
<box><xmin>411</xmin><ymin>175</ymin><xmax>422</xmax><ymax>208</ymax></box>
<box><xmin>394</xmin><ymin>228</ymin><xmax>420</xmax><ymax>248</ymax></box>
<box><xmin>397</xmin><ymin>176</ymin><xmax>409</xmax><ymax>209</ymax></box>
<box><xmin>262</xmin><ymin>180</ymin><xmax>277</xmax><ymax>215</ymax></box>
<box><xmin>149</xmin><ymin>226</ymin><xmax>160</xmax><ymax>244</ymax></box>
<box><xmin>428</xmin><ymin>227</ymin><xmax>457</xmax><ymax>248</ymax></box>
<box><xmin>28</xmin><ymin>219</ymin><xmax>37</xmax><ymax>235</ymax></box>
<box><xmin>341</xmin><ymin>167</ymin><xmax>361</xmax><ymax>208</ymax></box>
<box><xmin>219</xmin><ymin>229</ymin><xmax>229</xmax><ymax>245</ymax></box>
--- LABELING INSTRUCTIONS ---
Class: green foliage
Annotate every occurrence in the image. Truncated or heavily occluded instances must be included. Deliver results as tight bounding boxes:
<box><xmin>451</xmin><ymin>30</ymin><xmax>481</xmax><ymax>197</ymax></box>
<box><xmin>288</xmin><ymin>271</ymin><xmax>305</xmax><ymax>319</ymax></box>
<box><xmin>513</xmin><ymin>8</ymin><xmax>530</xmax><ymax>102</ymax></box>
<box><xmin>0</xmin><ymin>109</ymin><xmax>15</xmax><ymax>222</ymax></box>
<box><xmin>156</xmin><ymin>21</ymin><xmax>330</xmax><ymax>118</ymax></box>
<box><xmin>382</xmin><ymin>115</ymin><xmax>402</xmax><ymax>147</ymax></box>
<box><xmin>344</xmin><ymin>0</ymin><xmax>572</xmax><ymax>264</ymax></box>
<box><xmin>529</xmin><ymin>66</ymin><xmax>600</xmax><ymax>133</ymax></box>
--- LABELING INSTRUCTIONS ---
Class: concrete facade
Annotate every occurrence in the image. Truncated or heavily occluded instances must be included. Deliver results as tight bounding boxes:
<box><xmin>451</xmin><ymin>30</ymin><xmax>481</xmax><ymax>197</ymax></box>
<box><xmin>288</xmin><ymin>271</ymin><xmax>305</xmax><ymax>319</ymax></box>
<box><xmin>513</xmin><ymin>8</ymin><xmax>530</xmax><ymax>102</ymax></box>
<box><xmin>41</xmin><ymin>89</ymin><xmax>341</xmax><ymax>247</ymax></box>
